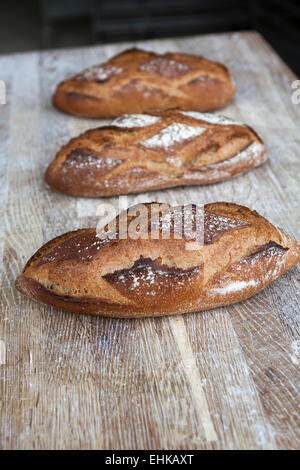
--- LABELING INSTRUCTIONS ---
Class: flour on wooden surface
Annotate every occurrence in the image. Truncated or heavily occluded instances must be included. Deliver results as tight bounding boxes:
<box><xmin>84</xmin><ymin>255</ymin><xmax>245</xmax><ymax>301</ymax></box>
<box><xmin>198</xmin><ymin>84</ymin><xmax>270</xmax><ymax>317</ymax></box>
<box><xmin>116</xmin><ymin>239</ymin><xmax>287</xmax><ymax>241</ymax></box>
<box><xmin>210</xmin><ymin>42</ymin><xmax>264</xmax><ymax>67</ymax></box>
<box><xmin>141</xmin><ymin>123</ymin><xmax>206</xmax><ymax>150</ymax></box>
<box><xmin>111</xmin><ymin>114</ymin><xmax>162</xmax><ymax>128</ymax></box>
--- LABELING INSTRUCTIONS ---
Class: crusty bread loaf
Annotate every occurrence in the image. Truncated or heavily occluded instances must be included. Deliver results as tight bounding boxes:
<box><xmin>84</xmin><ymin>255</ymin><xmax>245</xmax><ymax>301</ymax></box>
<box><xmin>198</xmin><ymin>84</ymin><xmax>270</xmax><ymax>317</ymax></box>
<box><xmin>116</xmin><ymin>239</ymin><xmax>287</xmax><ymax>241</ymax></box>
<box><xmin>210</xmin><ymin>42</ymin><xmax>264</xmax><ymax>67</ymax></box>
<box><xmin>45</xmin><ymin>110</ymin><xmax>266</xmax><ymax>197</ymax></box>
<box><xmin>15</xmin><ymin>202</ymin><xmax>299</xmax><ymax>318</ymax></box>
<box><xmin>52</xmin><ymin>48</ymin><xmax>236</xmax><ymax>117</ymax></box>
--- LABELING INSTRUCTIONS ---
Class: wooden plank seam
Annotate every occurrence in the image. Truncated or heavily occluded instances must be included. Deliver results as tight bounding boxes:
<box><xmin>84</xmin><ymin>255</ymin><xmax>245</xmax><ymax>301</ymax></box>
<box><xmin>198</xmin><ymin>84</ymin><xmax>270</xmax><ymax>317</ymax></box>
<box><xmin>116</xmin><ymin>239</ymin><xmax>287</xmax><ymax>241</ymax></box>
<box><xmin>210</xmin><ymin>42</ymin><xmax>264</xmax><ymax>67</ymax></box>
<box><xmin>170</xmin><ymin>315</ymin><xmax>217</xmax><ymax>442</ymax></box>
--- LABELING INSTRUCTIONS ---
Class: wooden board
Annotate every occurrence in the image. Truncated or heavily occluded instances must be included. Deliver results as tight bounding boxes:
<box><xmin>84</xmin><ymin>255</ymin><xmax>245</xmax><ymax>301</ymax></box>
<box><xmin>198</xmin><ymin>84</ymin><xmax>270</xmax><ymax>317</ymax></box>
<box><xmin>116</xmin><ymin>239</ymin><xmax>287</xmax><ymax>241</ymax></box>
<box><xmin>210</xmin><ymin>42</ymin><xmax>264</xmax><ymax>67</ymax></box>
<box><xmin>0</xmin><ymin>31</ymin><xmax>299</xmax><ymax>450</ymax></box>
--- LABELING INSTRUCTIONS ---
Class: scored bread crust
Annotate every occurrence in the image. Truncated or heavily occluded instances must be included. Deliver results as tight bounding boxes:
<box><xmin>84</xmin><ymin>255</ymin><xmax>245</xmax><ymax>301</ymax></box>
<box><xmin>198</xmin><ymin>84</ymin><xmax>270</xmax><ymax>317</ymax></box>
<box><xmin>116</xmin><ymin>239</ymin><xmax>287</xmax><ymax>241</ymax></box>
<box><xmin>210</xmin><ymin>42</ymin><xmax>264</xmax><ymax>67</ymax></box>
<box><xmin>52</xmin><ymin>48</ymin><xmax>236</xmax><ymax>117</ymax></box>
<box><xmin>15</xmin><ymin>202</ymin><xmax>300</xmax><ymax>318</ymax></box>
<box><xmin>45</xmin><ymin>109</ymin><xmax>266</xmax><ymax>197</ymax></box>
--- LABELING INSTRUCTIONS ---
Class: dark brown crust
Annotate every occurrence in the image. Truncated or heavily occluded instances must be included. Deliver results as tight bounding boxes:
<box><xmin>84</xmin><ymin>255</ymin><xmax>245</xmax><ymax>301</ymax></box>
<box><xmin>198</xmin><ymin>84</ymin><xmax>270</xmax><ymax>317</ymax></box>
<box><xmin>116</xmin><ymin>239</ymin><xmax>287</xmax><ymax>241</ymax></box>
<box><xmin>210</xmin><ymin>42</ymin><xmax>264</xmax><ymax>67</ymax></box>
<box><xmin>45</xmin><ymin>109</ymin><xmax>266</xmax><ymax>197</ymax></box>
<box><xmin>15</xmin><ymin>202</ymin><xmax>300</xmax><ymax>318</ymax></box>
<box><xmin>52</xmin><ymin>48</ymin><xmax>236</xmax><ymax>117</ymax></box>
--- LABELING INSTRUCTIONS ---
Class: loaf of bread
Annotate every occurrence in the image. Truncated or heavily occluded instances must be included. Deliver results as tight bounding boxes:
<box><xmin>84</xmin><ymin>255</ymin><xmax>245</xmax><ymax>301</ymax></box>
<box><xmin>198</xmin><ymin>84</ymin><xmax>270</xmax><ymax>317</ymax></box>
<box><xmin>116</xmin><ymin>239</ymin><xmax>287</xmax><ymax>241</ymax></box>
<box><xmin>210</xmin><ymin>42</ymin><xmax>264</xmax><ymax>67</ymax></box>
<box><xmin>15</xmin><ymin>202</ymin><xmax>299</xmax><ymax>318</ymax></box>
<box><xmin>45</xmin><ymin>110</ymin><xmax>266</xmax><ymax>197</ymax></box>
<box><xmin>52</xmin><ymin>48</ymin><xmax>236</xmax><ymax>117</ymax></box>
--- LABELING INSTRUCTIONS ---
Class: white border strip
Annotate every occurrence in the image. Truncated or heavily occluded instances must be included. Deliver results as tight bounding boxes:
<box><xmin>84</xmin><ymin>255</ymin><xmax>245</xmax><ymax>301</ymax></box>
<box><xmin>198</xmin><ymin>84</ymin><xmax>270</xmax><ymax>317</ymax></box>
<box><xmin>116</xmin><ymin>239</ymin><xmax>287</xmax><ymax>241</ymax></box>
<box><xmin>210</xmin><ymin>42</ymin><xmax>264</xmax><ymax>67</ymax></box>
<box><xmin>0</xmin><ymin>340</ymin><xmax>6</xmax><ymax>365</ymax></box>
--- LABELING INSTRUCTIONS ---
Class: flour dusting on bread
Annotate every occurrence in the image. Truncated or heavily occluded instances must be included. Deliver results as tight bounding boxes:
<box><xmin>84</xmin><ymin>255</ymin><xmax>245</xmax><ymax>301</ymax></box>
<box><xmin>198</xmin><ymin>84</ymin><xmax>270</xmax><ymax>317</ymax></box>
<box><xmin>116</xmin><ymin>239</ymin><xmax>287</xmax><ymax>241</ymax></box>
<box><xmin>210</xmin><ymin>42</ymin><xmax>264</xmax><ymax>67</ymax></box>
<box><xmin>111</xmin><ymin>114</ymin><xmax>162</xmax><ymax>128</ymax></box>
<box><xmin>150</xmin><ymin>206</ymin><xmax>250</xmax><ymax>243</ymax></box>
<box><xmin>141</xmin><ymin>123</ymin><xmax>206</xmax><ymax>150</ymax></box>
<box><xmin>139</xmin><ymin>58</ymin><xmax>194</xmax><ymax>77</ymax></box>
<box><xmin>205</xmin><ymin>141</ymin><xmax>265</xmax><ymax>170</ymax></box>
<box><xmin>66</xmin><ymin>153</ymin><xmax>122</xmax><ymax>170</ymax></box>
<box><xmin>210</xmin><ymin>242</ymin><xmax>289</xmax><ymax>297</ymax></box>
<box><xmin>181</xmin><ymin>111</ymin><xmax>244</xmax><ymax>126</ymax></box>
<box><xmin>75</xmin><ymin>64</ymin><xmax>123</xmax><ymax>82</ymax></box>
<box><xmin>238</xmin><ymin>242</ymin><xmax>288</xmax><ymax>282</ymax></box>
<box><xmin>204</xmin><ymin>211</ymin><xmax>250</xmax><ymax>243</ymax></box>
<box><xmin>211</xmin><ymin>279</ymin><xmax>258</xmax><ymax>295</ymax></box>
<box><xmin>185</xmin><ymin>141</ymin><xmax>265</xmax><ymax>181</ymax></box>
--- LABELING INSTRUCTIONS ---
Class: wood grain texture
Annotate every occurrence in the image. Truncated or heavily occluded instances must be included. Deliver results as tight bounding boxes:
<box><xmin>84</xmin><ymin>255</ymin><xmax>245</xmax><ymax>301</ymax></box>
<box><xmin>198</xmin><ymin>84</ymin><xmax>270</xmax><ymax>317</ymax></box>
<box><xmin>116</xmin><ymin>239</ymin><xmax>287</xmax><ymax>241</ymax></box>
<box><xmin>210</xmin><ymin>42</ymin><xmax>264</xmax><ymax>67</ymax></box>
<box><xmin>0</xmin><ymin>31</ymin><xmax>299</xmax><ymax>450</ymax></box>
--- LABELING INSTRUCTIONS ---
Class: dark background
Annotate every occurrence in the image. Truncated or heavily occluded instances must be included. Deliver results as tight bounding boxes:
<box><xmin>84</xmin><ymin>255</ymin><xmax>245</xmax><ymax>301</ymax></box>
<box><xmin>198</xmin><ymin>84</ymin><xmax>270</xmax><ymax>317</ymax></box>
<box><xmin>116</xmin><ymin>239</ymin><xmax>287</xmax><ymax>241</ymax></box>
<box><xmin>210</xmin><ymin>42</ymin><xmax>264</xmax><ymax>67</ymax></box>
<box><xmin>0</xmin><ymin>0</ymin><xmax>299</xmax><ymax>75</ymax></box>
